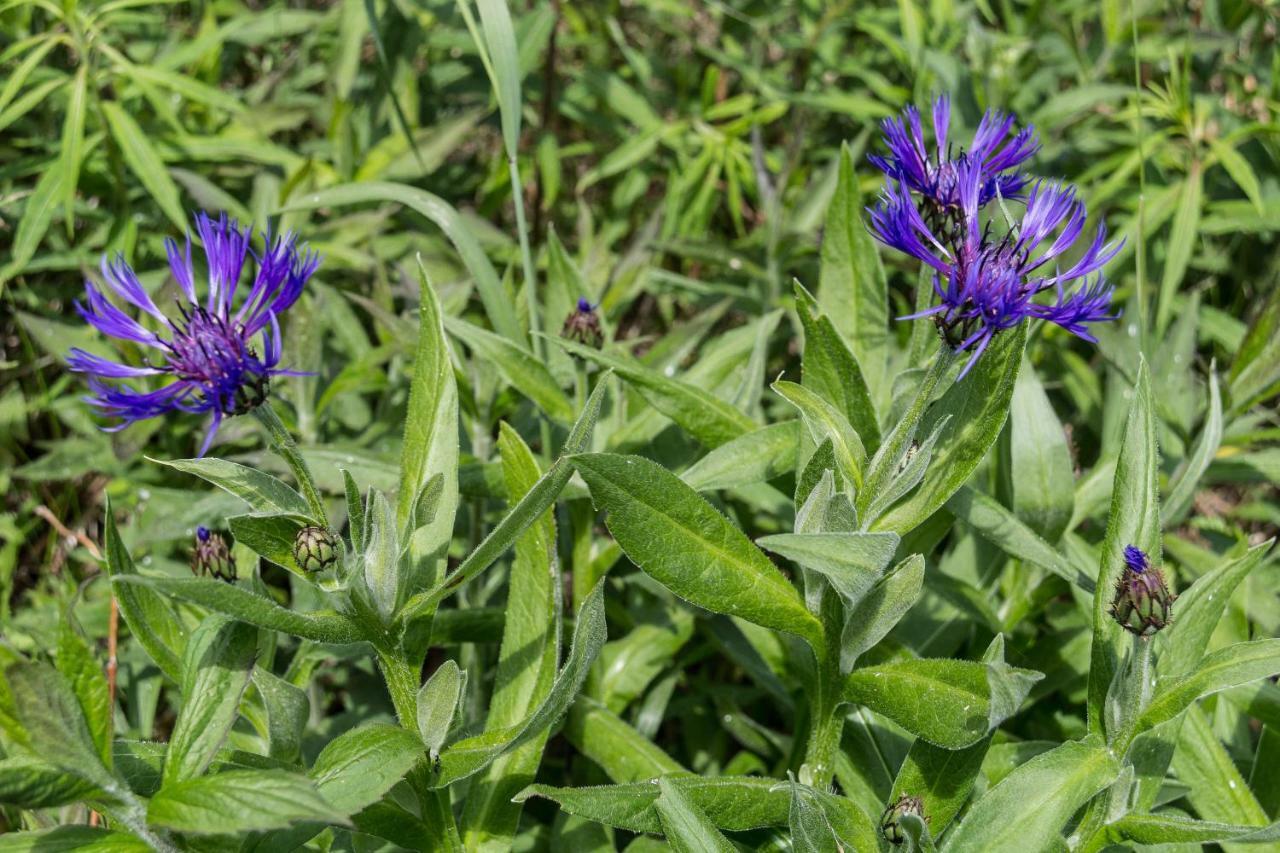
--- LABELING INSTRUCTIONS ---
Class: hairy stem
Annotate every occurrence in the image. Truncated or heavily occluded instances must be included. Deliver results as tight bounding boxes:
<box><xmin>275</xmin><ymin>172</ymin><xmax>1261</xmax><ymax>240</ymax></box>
<box><xmin>253</xmin><ymin>402</ymin><xmax>328</xmax><ymax>526</ymax></box>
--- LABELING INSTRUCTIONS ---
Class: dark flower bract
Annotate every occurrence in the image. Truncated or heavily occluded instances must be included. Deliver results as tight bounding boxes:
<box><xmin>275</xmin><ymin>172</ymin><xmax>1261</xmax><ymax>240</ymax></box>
<box><xmin>69</xmin><ymin>212</ymin><xmax>319</xmax><ymax>454</ymax></box>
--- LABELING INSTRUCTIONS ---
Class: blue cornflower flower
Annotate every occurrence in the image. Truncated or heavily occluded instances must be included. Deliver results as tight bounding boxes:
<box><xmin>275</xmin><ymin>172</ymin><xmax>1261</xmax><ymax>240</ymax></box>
<box><xmin>869</xmin><ymin>136</ymin><xmax>1121</xmax><ymax>378</ymax></box>
<box><xmin>867</xmin><ymin>95</ymin><xmax>1039</xmax><ymax>210</ymax></box>
<box><xmin>68</xmin><ymin>212</ymin><xmax>319</xmax><ymax>455</ymax></box>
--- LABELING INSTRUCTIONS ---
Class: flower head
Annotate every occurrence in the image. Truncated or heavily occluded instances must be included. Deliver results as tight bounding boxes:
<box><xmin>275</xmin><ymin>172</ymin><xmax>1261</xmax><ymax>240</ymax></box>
<box><xmin>293</xmin><ymin>525</ymin><xmax>339</xmax><ymax>574</ymax></box>
<box><xmin>1110</xmin><ymin>545</ymin><xmax>1175</xmax><ymax>637</ymax></box>
<box><xmin>69</xmin><ymin>212</ymin><xmax>319</xmax><ymax>454</ymax></box>
<box><xmin>868</xmin><ymin>110</ymin><xmax>1121</xmax><ymax>378</ymax></box>
<box><xmin>192</xmin><ymin>525</ymin><xmax>236</xmax><ymax>582</ymax></box>
<box><xmin>561</xmin><ymin>297</ymin><xmax>603</xmax><ymax>348</ymax></box>
<box><xmin>868</xmin><ymin>95</ymin><xmax>1039</xmax><ymax>210</ymax></box>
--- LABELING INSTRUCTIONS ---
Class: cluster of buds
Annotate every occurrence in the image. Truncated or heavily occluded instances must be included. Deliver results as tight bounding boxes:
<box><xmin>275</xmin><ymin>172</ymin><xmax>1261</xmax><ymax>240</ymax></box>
<box><xmin>561</xmin><ymin>298</ymin><xmax>603</xmax><ymax>349</ymax></box>
<box><xmin>292</xmin><ymin>525</ymin><xmax>338</xmax><ymax>573</ymax></box>
<box><xmin>191</xmin><ymin>526</ymin><xmax>236</xmax><ymax>582</ymax></box>
<box><xmin>880</xmin><ymin>793</ymin><xmax>926</xmax><ymax>845</ymax></box>
<box><xmin>1109</xmin><ymin>545</ymin><xmax>1175</xmax><ymax>637</ymax></box>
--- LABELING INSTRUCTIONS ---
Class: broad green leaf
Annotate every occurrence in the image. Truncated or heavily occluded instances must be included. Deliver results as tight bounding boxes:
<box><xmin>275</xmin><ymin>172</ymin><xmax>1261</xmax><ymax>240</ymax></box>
<box><xmin>1155</xmin><ymin>167</ymin><xmax>1203</xmax><ymax>335</ymax></box>
<box><xmin>773</xmin><ymin>380</ymin><xmax>867</xmax><ymax>491</ymax></box>
<box><xmin>463</xmin><ymin>423</ymin><xmax>561</xmax><ymax>850</ymax></box>
<box><xmin>0</xmin><ymin>827</ymin><xmax>150</xmax><ymax>853</ymax></box>
<box><xmin>100</xmin><ymin>101</ymin><xmax>187</xmax><ymax>230</ymax></box>
<box><xmin>891</xmin><ymin>736</ymin><xmax>990</xmax><ymax>837</ymax></box>
<box><xmin>757</xmin><ymin>531</ymin><xmax>898</xmax><ymax>609</ymax></box>
<box><xmin>148</xmin><ymin>769</ymin><xmax>339</xmax><ymax>834</ymax></box>
<box><xmin>565</xmin><ymin>697</ymin><xmax>684</xmax><ymax>783</ymax></box>
<box><xmin>942</xmin><ymin>738</ymin><xmax>1120</xmax><ymax>852</ymax></box>
<box><xmin>285</xmin><ymin>183</ymin><xmax>522</xmax><ymax>344</ymax></box>
<box><xmin>681</xmin><ymin>421</ymin><xmax>799</xmax><ymax>492</ymax></box>
<box><xmin>1132</xmin><ymin>639</ymin><xmax>1280</xmax><ymax>738</ymax></box>
<box><xmin>597</xmin><ymin>608</ymin><xmax>693</xmax><ymax>713</ymax></box>
<box><xmin>1171</xmin><ymin>705</ymin><xmax>1272</xmax><ymax>843</ymax></box>
<box><xmin>873</xmin><ymin>324</ymin><xmax>1026</xmax><ymax>534</ymax></box>
<box><xmin>253</xmin><ymin>669</ymin><xmax>308</xmax><ymax>764</ymax></box>
<box><xmin>945</xmin><ymin>486</ymin><xmax>1093</xmax><ymax>591</ymax></box>
<box><xmin>573</xmin><ymin>453</ymin><xmax>822</xmax><ymax>650</ymax></box>
<box><xmin>1229</xmin><ymin>288</ymin><xmax>1280</xmax><ymax>414</ymax></box>
<box><xmin>228</xmin><ymin>513</ymin><xmax>305</xmax><ymax>576</ymax></box>
<box><xmin>1088</xmin><ymin>360</ymin><xmax>1160</xmax><ymax>738</ymax></box>
<box><xmin>113</xmin><ymin>576</ymin><xmax>362</xmax><ymax>644</ymax></box>
<box><xmin>553</xmin><ymin>337</ymin><xmax>757</xmax><ymax>448</ymax></box>
<box><xmin>842</xmin><ymin>654</ymin><xmax>1040</xmax><ymax>749</ymax></box>
<box><xmin>795</xmin><ymin>282</ymin><xmax>880</xmax><ymax>451</ymax></box>
<box><xmin>841</xmin><ymin>554</ymin><xmax>925</xmax><ymax>671</ymax></box>
<box><xmin>310</xmin><ymin>723</ymin><xmax>425</xmax><ymax>814</ymax></box>
<box><xmin>0</xmin><ymin>757</ymin><xmax>102</xmax><ymax>809</ymax></box>
<box><xmin>1164</xmin><ymin>369</ymin><xmax>1223</xmax><ymax>524</ymax></box>
<box><xmin>397</xmin><ymin>263</ymin><xmax>460</xmax><ymax>597</ymax></box>
<box><xmin>56</xmin><ymin>617</ymin><xmax>112</xmax><ymax>766</ymax></box>
<box><xmin>1208</xmin><ymin>138</ymin><xmax>1264</xmax><ymax>213</ymax></box>
<box><xmin>163</xmin><ymin>616</ymin><xmax>257</xmax><ymax>786</ymax></box>
<box><xmin>655</xmin><ymin>776</ymin><xmax>737</xmax><ymax>852</ymax></box>
<box><xmin>788</xmin><ymin>777</ymin><xmax>870</xmax><ymax>853</ymax></box>
<box><xmin>418</xmin><ymin>660</ymin><xmax>465</xmax><ymax>757</ymax></box>
<box><xmin>156</xmin><ymin>457</ymin><xmax>310</xmax><ymax>518</ymax></box>
<box><xmin>445</xmin><ymin>315</ymin><xmax>575</xmax><ymax>423</ymax></box>
<box><xmin>102</xmin><ymin>500</ymin><xmax>186</xmax><ymax>681</ymax></box>
<box><xmin>1004</xmin><ymin>362</ymin><xmax>1074</xmax><ymax>541</ymax></box>
<box><xmin>817</xmin><ymin>143</ymin><xmax>889</xmax><ymax>402</ymax></box>
<box><xmin>1</xmin><ymin>663</ymin><xmax>113</xmax><ymax>789</ymax></box>
<box><xmin>397</xmin><ymin>376</ymin><xmax>608</xmax><ymax>622</ymax></box>
<box><xmin>430</xmin><ymin>580</ymin><xmax>607</xmax><ymax>787</ymax></box>
<box><xmin>861</xmin><ymin>415</ymin><xmax>949</xmax><ymax>526</ymax></box>
<box><xmin>362</xmin><ymin>489</ymin><xmax>401</xmax><ymax>620</ymax></box>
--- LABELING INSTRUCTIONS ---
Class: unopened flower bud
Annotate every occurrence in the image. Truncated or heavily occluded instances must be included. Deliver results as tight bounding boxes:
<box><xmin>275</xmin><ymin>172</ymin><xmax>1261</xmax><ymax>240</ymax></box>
<box><xmin>561</xmin><ymin>298</ymin><xmax>603</xmax><ymax>349</ymax></box>
<box><xmin>192</xmin><ymin>526</ymin><xmax>236</xmax><ymax>582</ymax></box>
<box><xmin>292</xmin><ymin>526</ymin><xmax>338</xmax><ymax>573</ymax></box>
<box><xmin>1109</xmin><ymin>545</ymin><xmax>1175</xmax><ymax>637</ymax></box>
<box><xmin>880</xmin><ymin>793</ymin><xmax>926</xmax><ymax>845</ymax></box>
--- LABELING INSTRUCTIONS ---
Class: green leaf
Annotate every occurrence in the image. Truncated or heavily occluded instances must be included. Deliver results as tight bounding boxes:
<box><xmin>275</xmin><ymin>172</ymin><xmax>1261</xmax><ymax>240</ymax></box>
<box><xmin>228</xmin><ymin>513</ymin><xmax>305</xmax><ymax>575</ymax></box>
<box><xmin>1104</xmin><ymin>812</ymin><xmax>1280</xmax><ymax>845</ymax></box>
<box><xmin>284</xmin><ymin>183</ymin><xmax>523</xmax><ymax>344</ymax></box>
<box><xmin>253</xmin><ymin>669</ymin><xmax>308</xmax><ymax>764</ymax></box>
<box><xmin>681</xmin><ymin>421</ymin><xmax>799</xmax><ymax>492</ymax></box>
<box><xmin>163</xmin><ymin>616</ymin><xmax>257</xmax><ymax>786</ymax></box>
<box><xmin>655</xmin><ymin>775</ymin><xmax>737</xmax><ymax>852</ymax></box>
<box><xmin>156</xmin><ymin>457</ymin><xmax>310</xmax><ymax>518</ymax></box>
<box><xmin>102</xmin><ymin>500</ymin><xmax>186</xmax><ymax>681</ymax></box>
<box><xmin>1208</xmin><ymin>138</ymin><xmax>1264</xmax><ymax>213</ymax></box>
<box><xmin>1165</xmin><ymin>369</ymin><xmax>1223</xmax><ymax>524</ymax></box>
<box><xmin>462</xmin><ymin>422</ymin><xmax>561</xmax><ymax>849</ymax></box>
<box><xmin>148</xmin><ymin>769</ymin><xmax>340</xmax><ymax>834</ymax></box>
<box><xmin>1170</xmin><ymin>706</ymin><xmax>1272</xmax><ymax>840</ymax></box>
<box><xmin>1132</xmin><ymin>639</ymin><xmax>1280</xmax><ymax>737</ymax></box>
<box><xmin>795</xmin><ymin>282</ymin><xmax>880</xmax><ymax>452</ymax></box>
<box><xmin>573</xmin><ymin>453</ymin><xmax>822</xmax><ymax>650</ymax></box>
<box><xmin>0</xmin><ymin>757</ymin><xmax>103</xmax><ymax>809</ymax></box>
<box><xmin>58</xmin><ymin>64</ymin><xmax>88</xmax><ymax>235</ymax></box>
<box><xmin>817</xmin><ymin>143</ymin><xmax>889</xmax><ymax>402</ymax></box>
<box><xmin>1088</xmin><ymin>360</ymin><xmax>1160</xmax><ymax>738</ymax></box>
<box><xmin>2</xmin><ymin>663</ymin><xmax>113</xmax><ymax>789</ymax></box>
<box><xmin>756</xmin><ymin>531</ymin><xmax>898</xmax><ymax>609</ymax></box>
<box><xmin>0</xmin><ymin>827</ymin><xmax>151</xmax><ymax>852</ymax></box>
<box><xmin>417</xmin><ymin>660</ymin><xmax>465</xmax><ymax>757</ymax></box>
<box><xmin>1156</xmin><ymin>167</ymin><xmax>1203</xmax><ymax>335</ymax></box>
<box><xmin>942</xmin><ymin>738</ymin><xmax>1120</xmax><ymax>852</ymax></box>
<box><xmin>872</xmin><ymin>324</ymin><xmax>1026</xmax><ymax>533</ymax></box>
<box><xmin>430</xmin><ymin>579</ymin><xmax>607</xmax><ymax>787</ymax></box>
<box><xmin>362</xmin><ymin>489</ymin><xmax>402</xmax><ymax>620</ymax></box>
<box><xmin>100</xmin><ymin>101</ymin><xmax>187</xmax><ymax>230</ymax></box>
<box><xmin>564</xmin><ymin>697</ymin><xmax>685</xmax><ymax>783</ymax></box>
<box><xmin>772</xmin><ymin>380</ymin><xmax>867</xmax><ymax>491</ymax></box>
<box><xmin>113</xmin><ymin>576</ymin><xmax>362</xmax><ymax>644</ymax></box>
<box><xmin>552</xmin><ymin>337</ymin><xmax>757</xmax><ymax>448</ymax></box>
<box><xmin>841</xmin><ymin>554</ymin><xmax>925</xmax><ymax>671</ymax></box>
<box><xmin>475</xmin><ymin>0</ymin><xmax>522</xmax><ymax>158</ymax></box>
<box><xmin>445</xmin><ymin>315</ymin><xmax>575</xmax><ymax>423</ymax></box>
<box><xmin>4</xmin><ymin>152</ymin><xmax>65</xmax><ymax>281</ymax></box>
<box><xmin>1004</xmin><ymin>361</ymin><xmax>1074</xmax><ymax>541</ymax></box>
<box><xmin>311</xmin><ymin>723</ymin><xmax>425</xmax><ymax>815</ymax></box>
<box><xmin>787</xmin><ymin>778</ymin><xmax>849</xmax><ymax>853</ymax></box>
<box><xmin>56</xmin><ymin>617</ymin><xmax>112</xmax><ymax>767</ymax></box>
<box><xmin>891</xmin><ymin>736</ymin><xmax>990</xmax><ymax>837</ymax></box>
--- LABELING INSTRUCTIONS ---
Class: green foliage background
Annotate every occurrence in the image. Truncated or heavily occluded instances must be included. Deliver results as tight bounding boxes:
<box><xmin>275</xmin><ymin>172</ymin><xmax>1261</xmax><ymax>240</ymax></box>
<box><xmin>1</xmin><ymin>0</ymin><xmax>1279</xmax><ymax>850</ymax></box>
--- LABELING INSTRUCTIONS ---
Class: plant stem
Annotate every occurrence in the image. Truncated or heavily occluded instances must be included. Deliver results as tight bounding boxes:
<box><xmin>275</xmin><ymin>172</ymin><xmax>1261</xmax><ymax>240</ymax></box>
<box><xmin>376</xmin><ymin>647</ymin><xmax>421</xmax><ymax>728</ymax></box>
<box><xmin>802</xmin><ymin>592</ymin><xmax>845</xmax><ymax>789</ymax></box>
<box><xmin>253</xmin><ymin>402</ymin><xmax>328</xmax><ymax>526</ymax></box>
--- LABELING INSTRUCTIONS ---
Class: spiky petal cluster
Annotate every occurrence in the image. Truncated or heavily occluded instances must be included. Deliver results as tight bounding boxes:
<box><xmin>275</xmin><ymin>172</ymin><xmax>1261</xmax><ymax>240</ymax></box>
<box><xmin>868</xmin><ymin>98</ymin><xmax>1121</xmax><ymax>377</ymax></box>
<box><xmin>69</xmin><ymin>213</ymin><xmax>319</xmax><ymax>454</ymax></box>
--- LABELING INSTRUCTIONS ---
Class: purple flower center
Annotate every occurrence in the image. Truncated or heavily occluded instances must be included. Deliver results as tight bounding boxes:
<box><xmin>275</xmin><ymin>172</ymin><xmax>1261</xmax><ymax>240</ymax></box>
<box><xmin>162</xmin><ymin>303</ymin><xmax>271</xmax><ymax>416</ymax></box>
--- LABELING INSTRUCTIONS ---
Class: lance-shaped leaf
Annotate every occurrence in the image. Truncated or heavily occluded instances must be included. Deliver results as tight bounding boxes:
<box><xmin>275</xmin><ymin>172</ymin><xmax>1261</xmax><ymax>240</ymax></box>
<box><xmin>0</xmin><ymin>827</ymin><xmax>150</xmax><ymax>852</ymax></box>
<box><xmin>655</xmin><ymin>776</ymin><xmax>737</xmax><ymax>852</ymax></box>
<box><xmin>841</xmin><ymin>554</ymin><xmax>925</xmax><ymax>671</ymax></box>
<box><xmin>1130</xmin><ymin>639</ymin><xmax>1280</xmax><ymax>739</ymax></box>
<box><xmin>148</xmin><ymin>769</ymin><xmax>340</xmax><ymax>835</ymax></box>
<box><xmin>552</xmin><ymin>337</ymin><xmax>756</xmax><ymax>448</ymax></box>
<box><xmin>757</xmin><ymin>531</ymin><xmax>899</xmax><ymax>610</ymax></box>
<box><xmin>942</xmin><ymin>737</ymin><xmax>1120</xmax><ymax>852</ymax></box>
<box><xmin>795</xmin><ymin>281</ymin><xmax>880</xmax><ymax>452</ymax></box>
<box><xmin>2</xmin><ymin>662</ymin><xmax>115</xmax><ymax>790</ymax></box>
<box><xmin>445</xmin><ymin>315</ymin><xmax>575</xmax><ymax>423</ymax></box>
<box><xmin>228</xmin><ymin>513</ymin><xmax>305</xmax><ymax>576</ymax></box>
<box><xmin>1088</xmin><ymin>360</ymin><xmax>1160</xmax><ymax>738</ymax></box>
<box><xmin>113</xmin><ymin>576</ymin><xmax>362</xmax><ymax>644</ymax></box>
<box><xmin>429</xmin><ymin>580</ymin><xmax>607</xmax><ymax>787</ymax></box>
<box><xmin>417</xmin><ymin>661</ymin><xmax>465</xmax><ymax>758</ymax></box>
<box><xmin>1101</xmin><ymin>813</ymin><xmax>1280</xmax><ymax>846</ymax></box>
<box><xmin>1164</xmin><ymin>369</ymin><xmax>1223</xmax><ymax>525</ymax></box>
<box><xmin>891</xmin><ymin>736</ymin><xmax>991</xmax><ymax>838</ymax></box>
<box><xmin>565</xmin><ymin>697</ymin><xmax>685</xmax><ymax>783</ymax></box>
<box><xmin>0</xmin><ymin>757</ymin><xmax>103</xmax><ymax>809</ymax></box>
<box><xmin>56</xmin><ymin>616</ymin><xmax>112</xmax><ymax>767</ymax></box>
<box><xmin>1003</xmin><ymin>362</ymin><xmax>1075</xmax><ymax>541</ymax></box>
<box><xmin>253</xmin><ymin>670</ymin><xmax>308</xmax><ymax>764</ymax></box>
<box><xmin>310</xmin><ymin>724</ymin><xmax>425</xmax><ymax>815</ymax></box>
<box><xmin>773</xmin><ymin>380</ymin><xmax>867</xmax><ymax>491</ymax></box>
<box><xmin>681</xmin><ymin>421</ymin><xmax>800</xmax><ymax>492</ymax></box>
<box><xmin>154</xmin><ymin>457</ymin><xmax>310</xmax><ymax>518</ymax></box>
<box><xmin>872</xmin><ymin>324</ymin><xmax>1025</xmax><ymax>534</ymax></box>
<box><xmin>163</xmin><ymin>616</ymin><xmax>258</xmax><ymax>786</ymax></box>
<box><xmin>573</xmin><ymin>453</ymin><xmax>822</xmax><ymax>651</ymax></box>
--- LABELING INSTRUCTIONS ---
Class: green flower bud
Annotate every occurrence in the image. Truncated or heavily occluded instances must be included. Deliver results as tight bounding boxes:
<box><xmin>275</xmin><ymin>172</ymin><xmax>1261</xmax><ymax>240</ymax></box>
<box><xmin>1109</xmin><ymin>545</ymin><xmax>1175</xmax><ymax>637</ymax></box>
<box><xmin>561</xmin><ymin>298</ymin><xmax>603</xmax><ymax>349</ymax></box>
<box><xmin>293</xmin><ymin>525</ymin><xmax>338</xmax><ymax>573</ymax></box>
<box><xmin>880</xmin><ymin>793</ymin><xmax>926</xmax><ymax>846</ymax></box>
<box><xmin>191</xmin><ymin>526</ymin><xmax>236</xmax><ymax>582</ymax></box>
